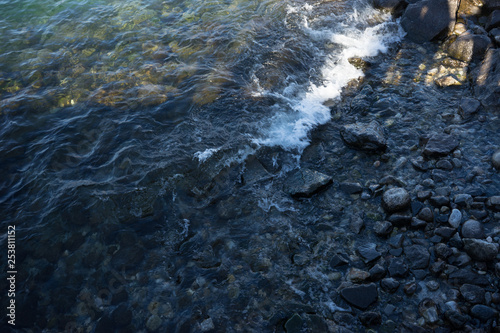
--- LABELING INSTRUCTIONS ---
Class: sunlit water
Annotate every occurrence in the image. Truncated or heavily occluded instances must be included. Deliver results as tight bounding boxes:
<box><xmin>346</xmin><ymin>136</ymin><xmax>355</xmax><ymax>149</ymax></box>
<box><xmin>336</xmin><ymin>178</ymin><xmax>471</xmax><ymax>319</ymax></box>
<box><xmin>0</xmin><ymin>0</ymin><xmax>403</xmax><ymax>330</ymax></box>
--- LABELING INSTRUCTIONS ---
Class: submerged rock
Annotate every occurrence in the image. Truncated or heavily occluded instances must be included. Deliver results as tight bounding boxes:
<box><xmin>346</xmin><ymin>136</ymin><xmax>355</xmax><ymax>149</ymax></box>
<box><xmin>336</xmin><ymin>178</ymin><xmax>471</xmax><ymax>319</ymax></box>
<box><xmin>423</xmin><ymin>133</ymin><xmax>459</xmax><ymax>157</ymax></box>
<box><xmin>458</xmin><ymin>97</ymin><xmax>480</xmax><ymax>119</ymax></box>
<box><xmin>340</xmin><ymin>283</ymin><xmax>378</xmax><ymax>310</ymax></box>
<box><xmin>283</xmin><ymin>168</ymin><xmax>332</xmax><ymax>198</ymax></box>
<box><xmin>340</xmin><ymin>120</ymin><xmax>387</xmax><ymax>152</ymax></box>
<box><xmin>401</xmin><ymin>0</ymin><xmax>460</xmax><ymax>43</ymax></box>
<box><xmin>461</xmin><ymin>219</ymin><xmax>485</xmax><ymax>239</ymax></box>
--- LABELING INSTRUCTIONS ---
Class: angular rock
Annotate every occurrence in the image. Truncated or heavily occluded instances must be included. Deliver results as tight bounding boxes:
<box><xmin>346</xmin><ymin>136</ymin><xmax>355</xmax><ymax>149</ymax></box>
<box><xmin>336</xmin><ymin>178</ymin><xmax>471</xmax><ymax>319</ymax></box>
<box><xmin>460</xmin><ymin>284</ymin><xmax>485</xmax><ymax>304</ymax></box>
<box><xmin>418</xmin><ymin>207</ymin><xmax>434</xmax><ymax>222</ymax></box>
<box><xmin>374</xmin><ymin>221</ymin><xmax>393</xmax><ymax>237</ymax></box>
<box><xmin>435</xmin><ymin>227</ymin><xmax>456</xmax><ymax>239</ymax></box>
<box><xmin>369</xmin><ymin>264</ymin><xmax>386</xmax><ymax>281</ymax></box>
<box><xmin>435</xmin><ymin>243</ymin><xmax>453</xmax><ymax>259</ymax></box>
<box><xmin>284</xmin><ymin>168</ymin><xmax>332</xmax><ymax>198</ymax></box>
<box><xmin>435</xmin><ymin>74</ymin><xmax>463</xmax><ymax>87</ymax></box>
<box><xmin>404</xmin><ymin>245</ymin><xmax>430</xmax><ymax>269</ymax></box>
<box><xmin>388</xmin><ymin>257</ymin><xmax>408</xmax><ymax>277</ymax></box>
<box><xmin>347</xmin><ymin>268</ymin><xmax>371</xmax><ymax>283</ymax></box>
<box><xmin>340</xmin><ymin>182</ymin><xmax>363</xmax><ymax>194</ymax></box>
<box><xmin>381</xmin><ymin>278</ymin><xmax>400</xmax><ymax>293</ymax></box>
<box><xmin>454</xmin><ymin>194</ymin><xmax>473</xmax><ymax>208</ymax></box>
<box><xmin>359</xmin><ymin>311</ymin><xmax>382</xmax><ymax>326</ymax></box>
<box><xmin>486</xmin><ymin>10</ymin><xmax>500</xmax><ymax>30</ymax></box>
<box><xmin>340</xmin><ymin>121</ymin><xmax>387</xmax><ymax>151</ymax></box>
<box><xmin>461</xmin><ymin>219</ymin><xmax>485</xmax><ymax>239</ymax></box>
<box><xmin>401</xmin><ymin>0</ymin><xmax>460</xmax><ymax>43</ymax></box>
<box><xmin>423</xmin><ymin>134</ymin><xmax>459</xmax><ymax>157</ymax></box>
<box><xmin>382</xmin><ymin>187</ymin><xmax>411</xmax><ymax>213</ymax></box>
<box><xmin>357</xmin><ymin>243</ymin><xmax>382</xmax><ymax>263</ymax></box>
<box><xmin>463</xmin><ymin>238</ymin><xmax>499</xmax><ymax>261</ymax></box>
<box><xmin>458</xmin><ymin>97</ymin><xmax>481</xmax><ymax>119</ymax></box>
<box><xmin>447</xmin><ymin>34</ymin><xmax>491</xmax><ymax>62</ymax></box>
<box><xmin>340</xmin><ymin>283</ymin><xmax>378</xmax><ymax>310</ymax></box>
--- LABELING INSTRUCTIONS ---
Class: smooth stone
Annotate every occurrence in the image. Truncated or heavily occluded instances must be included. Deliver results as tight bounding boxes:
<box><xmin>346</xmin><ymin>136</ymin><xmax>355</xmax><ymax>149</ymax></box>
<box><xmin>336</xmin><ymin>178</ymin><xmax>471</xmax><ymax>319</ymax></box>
<box><xmin>470</xmin><ymin>305</ymin><xmax>498</xmax><ymax>321</ymax></box>
<box><xmin>340</xmin><ymin>283</ymin><xmax>378</xmax><ymax>310</ymax></box>
<box><xmin>461</xmin><ymin>219</ymin><xmax>485</xmax><ymax>239</ymax></box>
<box><xmin>463</xmin><ymin>238</ymin><xmax>499</xmax><ymax>261</ymax></box>
<box><xmin>283</xmin><ymin>168</ymin><xmax>332</xmax><ymax>198</ymax></box>
<box><xmin>374</xmin><ymin>221</ymin><xmax>393</xmax><ymax>237</ymax></box>
<box><xmin>460</xmin><ymin>284</ymin><xmax>485</xmax><ymax>304</ymax></box>
<box><xmin>388</xmin><ymin>257</ymin><xmax>408</xmax><ymax>277</ymax></box>
<box><xmin>357</xmin><ymin>243</ymin><xmax>382</xmax><ymax>263</ymax></box>
<box><xmin>448</xmin><ymin>209</ymin><xmax>462</xmax><ymax>228</ymax></box>
<box><xmin>382</xmin><ymin>187</ymin><xmax>411</xmax><ymax>213</ymax></box>
<box><xmin>454</xmin><ymin>194</ymin><xmax>473</xmax><ymax>207</ymax></box>
<box><xmin>423</xmin><ymin>134</ymin><xmax>459</xmax><ymax>157</ymax></box>
<box><xmin>418</xmin><ymin>207</ymin><xmax>434</xmax><ymax>222</ymax></box>
<box><xmin>340</xmin><ymin>120</ymin><xmax>387</xmax><ymax>151</ymax></box>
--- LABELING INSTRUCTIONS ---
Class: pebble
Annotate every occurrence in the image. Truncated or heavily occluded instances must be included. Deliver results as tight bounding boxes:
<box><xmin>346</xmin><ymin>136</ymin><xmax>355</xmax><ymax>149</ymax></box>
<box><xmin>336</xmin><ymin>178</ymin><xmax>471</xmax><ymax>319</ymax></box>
<box><xmin>423</xmin><ymin>133</ymin><xmax>459</xmax><ymax>157</ymax></box>
<box><xmin>404</xmin><ymin>245</ymin><xmax>430</xmax><ymax>269</ymax></box>
<box><xmin>374</xmin><ymin>221</ymin><xmax>393</xmax><ymax>237</ymax></box>
<box><xmin>463</xmin><ymin>238</ymin><xmax>499</xmax><ymax>261</ymax></box>
<box><xmin>340</xmin><ymin>283</ymin><xmax>378</xmax><ymax>310</ymax></box>
<box><xmin>459</xmin><ymin>284</ymin><xmax>485</xmax><ymax>304</ymax></box>
<box><xmin>146</xmin><ymin>315</ymin><xmax>162</xmax><ymax>331</ymax></box>
<box><xmin>382</xmin><ymin>187</ymin><xmax>411</xmax><ymax>213</ymax></box>
<box><xmin>448</xmin><ymin>209</ymin><xmax>462</xmax><ymax>228</ymax></box>
<box><xmin>461</xmin><ymin>219</ymin><xmax>485</xmax><ymax>239</ymax></box>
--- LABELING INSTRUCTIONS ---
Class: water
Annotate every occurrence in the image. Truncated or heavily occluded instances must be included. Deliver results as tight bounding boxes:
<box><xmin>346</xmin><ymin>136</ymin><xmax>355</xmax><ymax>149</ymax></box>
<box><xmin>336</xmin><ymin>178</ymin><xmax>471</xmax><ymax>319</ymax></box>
<box><xmin>0</xmin><ymin>0</ymin><xmax>403</xmax><ymax>330</ymax></box>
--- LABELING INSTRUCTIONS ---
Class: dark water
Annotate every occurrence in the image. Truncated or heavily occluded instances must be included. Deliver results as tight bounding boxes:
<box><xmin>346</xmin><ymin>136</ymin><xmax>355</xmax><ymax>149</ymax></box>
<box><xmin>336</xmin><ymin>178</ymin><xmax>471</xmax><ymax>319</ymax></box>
<box><xmin>0</xmin><ymin>0</ymin><xmax>403</xmax><ymax>331</ymax></box>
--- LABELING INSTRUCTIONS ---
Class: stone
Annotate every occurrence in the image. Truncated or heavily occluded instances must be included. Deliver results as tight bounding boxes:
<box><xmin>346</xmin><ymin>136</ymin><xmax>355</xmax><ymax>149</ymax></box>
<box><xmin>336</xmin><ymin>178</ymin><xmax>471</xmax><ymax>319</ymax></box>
<box><xmin>112</xmin><ymin>304</ymin><xmax>132</xmax><ymax>327</ymax></box>
<box><xmin>340</xmin><ymin>121</ymin><xmax>387</xmax><ymax>151</ymax></box>
<box><xmin>387</xmin><ymin>214</ymin><xmax>412</xmax><ymax>226</ymax></box>
<box><xmin>419</xmin><ymin>299</ymin><xmax>439</xmax><ymax>324</ymax></box>
<box><xmin>418</xmin><ymin>207</ymin><xmax>434</xmax><ymax>222</ymax></box>
<box><xmin>340</xmin><ymin>182</ymin><xmax>363</xmax><ymax>194</ymax></box>
<box><xmin>447</xmin><ymin>34</ymin><xmax>491</xmax><ymax>62</ymax></box>
<box><xmin>473</xmin><ymin>48</ymin><xmax>500</xmax><ymax>111</ymax></box>
<box><xmin>374</xmin><ymin>221</ymin><xmax>393</xmax><ymax>237</ymax></box>
<box><xmin>435</xmin><ymin>74</ymin><xmax>462</xmax><ymax>87</ymax></box>
<box><xmin>357</xmin><ymin>243</ymin><xmax>382</xmax><ymax>263</ymax></box>
<box><xmin>454</xmin><ymin>194</ymin><xmax>473</xmax><ymax>208</ymax></box>
<box><xmin>470</xmin><ymin>305</ymin><xmax>498</xmax><ymax>321</ymax></box>
<box><xmin>411</xmin><ymin>217</ymin><xmax>427</xmax><ymax>229</ymax></box>
<box><xmin>350</xmin><ymin>215</ymin><xmax>364</xmax><ymax>234</ymax></box>
<box><xmin>488</xmin><ymin>195</ymin><xmax>500</xmax><ymax>210</ymax></box>
<box><xmin>423</xmin><ymin>134</ymin><xmax>459</xmax><ymax>157</ymax></box>
<box><xmin>401</xmin><ymin>0</ymin><xmax>460</xmax><ymax>43</ymax></box>
<box><xmin>340</xmin><ymin>283</ymin><xmax>378</xmax><ymax>310</ymax></box>
<box><xmin>388</xmin><ymin>257</ymin><xmax>408</xmax><ymax>277</ymax></box>
<box><xmin>347</xmin><ymin>268</ymin><xmax>371</xmax><ymax>283</ymax></box>
<box><xmin>436</xmin><ymin>159</ymin><xmax>453</xmax><ymax>170</ymax></box>
<box><xmin>460</xmin><ymin>284</ymin><xmax>485</xmax><ymax>304</ymax></box>
<box><xmin>285</xmin><ymin>313</ymin><xmax>303</xmax><ymax>333</ymax></box>
<box><xmin>461</xmin><ymin>219</ymin><xmax>485</xmax><ymax>239</ymax></box>
<box><xmin>435</xmin><ymin>227</ymin><xmax>456</xmax><ymax>239</ymax></box>
<box><xmin>426</xmin><ymin>281</ymin><xmax>440</xmax><ymax>291</ymax></box>
<box><xmin>329</xmin><ymin>253</ymin><xmax>349</xmax><ymax>268</ymax></box>
<box><xmin>369</xmin><ymin>264</ymin><xmax>386</xmax><ymax>281</ymax></box>
<box><xmin>492</xmin><ymin>151</ymin><xmax>500</xmax><ymax>170</ymax></box>
<box><xmin>382</xmin><ymin>187</ymin><xmax>411</xmax><ymax>213</ymax></box>
<box><xmin>458</xmin><ymin>98</ymin><xmax>481</xmax><ymax>119</ymax></box>
<box><xmin>448</xmin><ymin>209</ymin><xmax>462</xmax><ymax>228</ymax></box>
<box><xmin>359</xmin><ymin>311</ymin><xmax>382</xmax><ymax>326</ymax></box>
<box><xmin>146</xmin><ymin>314</ymin><xmax>162</xmax><ymax>331</ymax></box>
<box><xmin>486</xmin><ymin>10</ymin><xmax>500</xmax><ymax>30</ymax></box>
<box><xmin>283</xmin><ymin>168</ymin><xmax>332</xmax><ymax>198</ymax></box>
<box><xmin>463</xmin><ymin>238</ymin><xmax>499</xmax><ymax>261</ymax></box>
<box><xmin>404</xmin><ymin>245</ymin><xmax>430</xmax><ymax>269</ymax></box>
<box><xmin>435</xmin><ymin>243</ymin><xmax>453</xmax><ymax>259</ymax></box>
<box><xmin>200</xmin><ymin>318</ymin><xmax>215</xmax><ymax>332</ymax></box>
<box><xmin>445</xmin><ymin>310</ymin><xmax>468</xmax><ymax>328</ymax></box>
<box><xmin>381</xmin><ymin>278</ymin><xmax>400</xmax><ymax>293</ymax></box>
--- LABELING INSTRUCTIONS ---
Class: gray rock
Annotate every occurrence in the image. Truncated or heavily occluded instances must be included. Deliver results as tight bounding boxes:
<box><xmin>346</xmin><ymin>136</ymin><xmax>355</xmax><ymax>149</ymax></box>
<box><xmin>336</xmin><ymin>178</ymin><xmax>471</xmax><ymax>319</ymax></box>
<box><xmin>487</xmin><ymin>195</ymin><xmax>500</xmax><ymax>210</ymax></box>
<box><xmin>404</xmin><ymin>245</ymin><xmax>430</xmax><ymax>269</ymax></box>
<box><xmin>381</xmin><ymin>278</ymin><xmax>400</xmax><ymax>293</ymax></box>
<box><xmin>374</xmin><ymin>221</ymin><xmax>393</xmax><ymax>237</ymax></box>
<box><xmin>340</xmin><ymin>182</ymin><xmax>363</xmax><ymax>194</ymax></box>
<box><xmin>454</xmin><ymin>194</ymin><xmax>473</xmax><ymax>208</ymax></box>
<box><xmin>357</xmin><ymin>243</ymin><xmax>382</xmax><ymax>263</ymax></box>
<box><xmin>486</xmin><ymin>10</ymin><xmax>500</xmax><ymax>30</ymax></box>
<box><xmin>448</xmin><ymin>268</ymin><xmax>490</xmax><ymax>286</ymax></box>
<box><xmin>448</xmin><ymin>209</ymin><xmax>462</xmax><ymax>228</ymax></box>
<box><xmin>458</xmin><ymin>98</ymin><xmax>481</xmax><ymax>119</ymax></box>
<box><xmin>470</xmin><ymin>304</ymin><xmax>498</xmax><ymax>321</ymax></box>
<box><xmin>388</xmin><ymin>257</ymin><xmax>408</xmax><ymax>277</ymax></box>
<box><xmin>340</xmin><ymin>121</ymin><xmax>387</xmax><ymax>151</ymax></box>
<box><xmin>284</xmin><ymin>168</ymin><xmax>332</xmax><ymax>198</ymax></box>
<box><xmin>423</xmin><ymin>134</ymin><xmax>459</xmax><ymax>157</ymax></box>
<box><xmin>369</xmin><ymin>264</ymin><xmax>386</xmax><ymax>281</ymax></box>
<box><xmin>418</xmin><ymin>207</ymin><xmax>434</xmax><ymax>222</ymax></box>
<box><xmin>340</xmin><ymin>283</ymin><xmax>378</xmax><ymax>310</ymax></box>
<box><xmin>435</xmin><ymin>243</ymin><xmax>453</xmax><ymax>259</ymax></box>
<box><xmin>460</xmin><ymin>284</ymin><xmax>485</xmax><ymax>304</ymax></box>
<box><xmin>382</xmin><ymin>187</ymin><xmax>411</xmax><ymax>213</ymax></box>
<box><xmin>447</xmin><ymin>34</ymin><xmax>491</xmax><ymax>62</ymax></box>
<box><xmin>491</xmin><ymin>27</ymin><xmax>500</xmax><ymax>45</ymax></box>
<box><xmin>434</xmin><ymin>74</ymin><xmax>463</xmax><ymax>87</ymax></box>
<box><xmin>463</xmin><ymin>238</ymin><xmax>499</xmax><ymax>261</ymax></box>
<box><xmin>461</xmin><ymin>219</ymin><xmax>485</xmax><ymax>239</ymax></box>
<box><xmin>473</xmin><ymin>48</ymin><xmax>500</xmax><ymax>111</ymax></box>
<box><xmin>492</xmin><ymin>151</ymin><xmax>500</xmax><ymax>170</ymax></box>
<box><xmin>401</xmin><ymin>0</ymin><xmax>460</xmax><ymax>42</ymax></box>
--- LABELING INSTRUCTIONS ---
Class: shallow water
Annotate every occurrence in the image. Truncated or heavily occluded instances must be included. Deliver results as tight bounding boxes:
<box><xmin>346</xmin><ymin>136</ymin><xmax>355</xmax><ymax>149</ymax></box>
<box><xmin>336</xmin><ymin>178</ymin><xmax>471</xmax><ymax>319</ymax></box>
<box><xmin>0</xmin><ymin>0</ymin><xmax>404</xmax><ymax>330</ymax></box>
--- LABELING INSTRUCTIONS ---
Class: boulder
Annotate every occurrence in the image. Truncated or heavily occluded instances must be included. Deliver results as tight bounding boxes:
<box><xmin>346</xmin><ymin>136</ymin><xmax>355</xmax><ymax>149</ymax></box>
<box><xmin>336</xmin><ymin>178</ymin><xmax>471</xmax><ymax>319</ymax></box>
<box><xmin>284</xmin><ymin>169</ymin><xmax>332</xmax><ymax>198</ymax></box>
<box><xmin>340</xmin><ymin>121</ymin><xmax>387</xmax><ymax>152</ymax></box>
<box><xmin>473</xmin><ymin>49</ymin><xmax>500</xmax><ymax>111</ymax></box>
<box><xmin>401</xmin><ymin>0</ymin><xmax>460</xmax><ymax>43</ymax></box>
<box><xmin>447</xmin><ymin>34</ymin><xmax>491</xmax><ymax>62</ymax></box>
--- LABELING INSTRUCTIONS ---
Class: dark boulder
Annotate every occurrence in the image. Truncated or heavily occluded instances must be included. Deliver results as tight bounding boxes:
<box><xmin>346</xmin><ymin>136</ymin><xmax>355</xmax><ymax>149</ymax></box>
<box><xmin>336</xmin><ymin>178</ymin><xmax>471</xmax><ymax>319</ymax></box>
<box><xmin>340</xmin><ymin>283</ymin><xmax>378</xmax><ymax>310</ymax></box>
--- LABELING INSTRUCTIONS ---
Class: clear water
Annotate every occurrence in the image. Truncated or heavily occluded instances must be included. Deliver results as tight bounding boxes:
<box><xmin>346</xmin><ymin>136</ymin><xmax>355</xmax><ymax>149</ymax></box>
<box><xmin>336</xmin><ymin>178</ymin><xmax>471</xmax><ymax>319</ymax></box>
<box><xmin>0</xmin><ymin>0</ymin><xmax>403</xmax><ymax>330</ymax></box>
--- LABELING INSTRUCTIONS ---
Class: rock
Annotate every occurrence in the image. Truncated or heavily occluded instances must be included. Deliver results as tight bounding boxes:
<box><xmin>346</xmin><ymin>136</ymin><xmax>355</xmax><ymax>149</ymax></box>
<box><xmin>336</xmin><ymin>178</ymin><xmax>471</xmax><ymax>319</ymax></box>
<box><xmin>146</xmin><ymin>314</ymin><xmax>162</xmax><ymax>331</ymax></box>
<box><xmin>329</xmin><ymin>253</ymin><xmax>349</xmax><ymax>268</ymax></box>
<box><xmin>463</xmin><ymin>238</ymin><xmax>499</xmax><ymax>261</ymax></box>
<box><xmin>350</xmin><ymin>215</ymin><xmax>365</xmax><ymax>234</ymax></box>
<box><xmin>491</xmin><ymin>27</ymin><xmax>500</xmax><ymax>45</ymax></box>
<box><xmin>436</xmin><ymin>159</ymin><xmax>453</xmax><ymax>170</ymax></box>
<box><xmin>381</xmin><ymin>278</ymin><xmax>400</xmax><ymax>293</ymax></box>
<box><xmin>285</xmin><ymin>313</ymin><xmax>303</xmax><ymax>333</ymax></box>
<box><xmin>359</xmin><ymin>311</ymin><xmax>382</xmax><ymax>326</ymax></box>
<box><xmin>401</xmin><ymin>0</ymin><xmax>460</xmax><ymax>43</ymax></box>
<box><xmin>445</xmin><ymin>310</ymin><xmax>468</xmax><ymax>328</ymax></box>
<box><xmin>411</xmin><ymin>217</ymin><xmax>427</xmax><ymax>229</ymax></box>
<box><xmin>458</xmin><ymin>98</ymin><xmax>481</xmax><ymax>119</ymax></box>
<box><xmin>382</xmin><ymin>187</ymin><xmax>411</xmax><ymax>213</ymax></box>
<box><xmin>200</xmin><ymin>318</ymin><xmax>215</xmax><ymax>332</ymax></box>
<box><xmin>435</xmin><ymin>74</ymin><xmax>463</xmax><ymax>87</ymax></box>
<box><xmin>404</xmin><ymin>245</ymin><xmax>430</xmax><ymax>269</ymax></box>
<box><xmin>448</xmin><ymin>209</ymin><xmax>462</xmax><ymax>228</ymax></box>
<box><xmin>461</xmin><ymin>219</ymin><xmax>485</xmax><ymax>239</ymax></box>
<box><xmin>454</xmin><ymin>194</ymin><xmax>473</xmax><ymax>208</ymax></box>
<box><xmin>283</xmin><ymin>168</ymin><xmax>332</xmax><ymax>198</ymax></box>
<box><xmin>347</xmin><ymin>268</ymin><xmax>371</xmax><ymax>283</ymax></box>
<box><xmin>419</xmin><ymin>299</ymin><xmax>439</xmax><ymax>324</ymax></box>
<box><xmin>374</xmin><ymin>221</ymin><xmax>393</xmax><ymax>237</ymax></box>
<box><xmin>387</xmin><ymin>213</ymin><xmax>412</xmax><ymax>226</ymax></box>
<box><xmin>423</xmin><ymin>134</ymin><xmax>459</xmax><ymax>157</ymax></box>
<box><xmin>435</xmin><ymin>227</ymin><xmax>456</xmax><ymax>239</ymax></box>
<box><xmin>426</xmin><ymin>280</ymin><xmax>440</xmax><ymax>291</ymax></box>
<box><xmin>112</xmin><ymin>304</ymin><xmax>132</xmax><ymax>327</ymax></box>
<box><xmin>460</xmin><ymin>284</ymin><xmax>485</xmax><ymax>304</ymax></box>
<box><xmin>470</xmin><ymin>305</ymin><xmax>498</xmax><ymax>321</ymax></box>
<box><xmin>388</xmin><ymin>257</ymin><xmax>408</xmax><ymax>277</ymax></box>
<box><xmin>435</xmin><ymin>243</ymin><xmax>453</xmax><ymax>259</ymax></box>
<box><xmin>369</xmin><ymin>264</ymin><xmax>386</xmax><ymax>281</ymax></box>
<box><xmin>340</xmin><ymin>182</ymin><xmax>363</xmax><ymax>194</ymax></box>
<box><xmin>340</xmin><ymin>121</ymin><xmax>387</xmax><ymax>151</ymax></box>
<box><xmin>429</xmin><ymin>196</ymin><xmax>450</xmax><ymax>207</ymax></box>
<box><xmin>340</xmin><ymin>283</ymin><xmax>378</xmax><ymax>310</ymax></box>
<box><xmin>418</xmin><ymin>207</ymin><xmax>434</xmax><ymax>222</ymax></box>
<box><xmin>486</xmin><ymin>10</ymin><xmax>500</xmax><ymax>30</ymax></box>
<box><xmin>357</xmin><ymin>243</ymin><xmax>382</xmax><ymax>263</ymax></box>
<box><xmin>473</xmin><ymin>48</ymin><xmax>500</xmax><ymax>111</ymax></box>
<box><xmin>488</xmin><ymin>195</ymin><xmax>500</xmax><ymax>210</ymax></box>
<box><xmin>447</xmin><ymin>34</ymin><xmax>491</xmax><ymax>62</ymax></box>
<box><xmin>348</xmin><ymin>57</ymin><xmax>371</xmax><ymax>70</ymax></box>
<box><xmin>492</xmin><ymin>151</ymin><xmax>500</xmax><ymax>170</ymax></box>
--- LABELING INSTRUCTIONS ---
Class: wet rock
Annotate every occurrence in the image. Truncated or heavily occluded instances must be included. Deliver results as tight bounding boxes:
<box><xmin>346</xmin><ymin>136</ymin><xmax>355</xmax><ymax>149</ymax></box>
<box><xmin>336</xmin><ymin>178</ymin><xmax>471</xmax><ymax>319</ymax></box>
<box><xmin>382</xmin><ymin>187</ymin><xmax>410</xmax><ymax>213</ymax></box>
<box><xmin>340</xmin><ymin>283</ymin><xmax>378</xmax><ymax>310</ymax></box>
<box><xmin>460</xmin><ymin>284</ymin><xmax>485</xmax><ymax>304</ymax></box>
<box><xmin>492</xmin><ymin>151</ymin><xmax>500</xmax><ymax>170</ymax></box>
<box><xmin>435</xmin><ymin>227</ymin><xmax>456</xmax><ymax>239</ymax></box>
<box><xmin>387</xmin><ymin>213</ymin><xmax>412</xmax><ymax>226</ymax></box>
<box><xmin>404</xmin><ymin>245</ymin><xmax>430</xmax><ymax>269</ymax></box>
<box><xmin>357</xmin><ymin>243</ymin><xmax>381</xmax><ymax>263</ymax></box>
<box><xmin>473</xmin><ymin>48</ymin><xmax>500</xmax><ymax>111</ymax></box>
<box><xmin>463</xmin><ymin>238</ymin><xmax>499</xmax><ymax>261</ymax></box>
<box><xmin>359</xmin><ymin>311</ymin><xmax>382</xmax><ymax>326</ymax></box>
<box><xmin>350</xmin><ymin>215</ymin><xmax>365</xmax><ymax>234</ymax></box>
<box><xmin>486</xmin><ymin>10</ymin><xmax>500</xmax><ymax>30</ymax></box>
<box><xmin>340</xmin><ymin>182</ymin><xmax>363</xmax><ymax>194</ymax></box>
<box><xmin>388</xmin><ymin>257</ymin><xmax>408</xmax><ymax>277</ymax></box>
<box><xmin>369</xmin><ymin>264</ymin><xmax>386</xmax><ymax>281</ymax></box>
<box><xmin>435</xmin><ymin>243</ymin><xmax>453</xmax><ymax>259</ymax></box>
<box><xmin>423</xmin><ymin>134</ymin><xmax>459</xmax><ymax>157</ymax></box>
<box><xmin>445</xmin><ymin>310</ymin><xmax>468</xmax><ymax>328</ymax></box>
<box><xmin>348</xmin><ymin>57</ymin><xmax>371</xmax><ymax>70</ymax></box>
<box><xmin>447</xmin><ymin>34</ymin><xmax>491</xmax><ymax>63</ymax></box>
<box><xmin>429</xmin><ymin>195</ymin><xmax>450</xmax><ymax>207</ymax></box>
<box><xmin>470</xmin><ymin>305</ymin><xmax>498</xmax><ymax>321</ymax></box>
<box><xmin>418</xmin><ymin>207</ymin><xmax>434</xmax><ymax>222</ymax></box>
<box><xmin>112</xmin><ymin>304</ymin><xmax>132</xmax><ymax>327</ymax></box>
<box><xmin>435</xmin><ymin>74</ymin><xmax>463</xmax><ymax>87</ymax></box>
<box><xmin>330</xmin><ymin>253</ymin><xmax>350</xmax><ymax>268</ymax></box>
<box><xmin>283</xmin><ymin>168</ymin><xmax>332</xmax><ymax>198</ymax></box>
<box><xmin>199</xmin><ymin>318</ymin><xmax>215</xmax><ymax>332</ymax></box>
<box><xmin>458</xmin><ymin>98</ymin><xmax>480</xmax><ymax>119</ymax></box>
<box><xmin>411</xmin><ymin>217</ymin><xmax>427</xmax><ymax>229</ymax></box>
<box><xmin>347</xmin><ymin>268</ymin><xmax>371</xmax><ymax>283</ymax></box>
<box><xmin>374</xmin><ymin>221</ymin><xmax>393</xmax><ymax>237</ymax></box>
<box><xmin>448</xmin><ymin>209</ymin><xmax>462</xmax><ymax>228</ymax></box>
<box><xmin>461</xmin><ymin>219</ymin><xmax>485</xmax><ymax>239</ymax></box>
<box><xmin>419</xmin><ymin>299</ymin><xmax>439</xmax><ymax>324</ymax></box>
<box><xmin>454</xmin><ymin>194</ymin><xmax>473</xmax><ymax>208</ymax></box>
<box><xmin>401</xmin><ymin>0</ymin><xmax>460</xmax><ymax>43</ymax></box>
<box><xmin>380</xmin><ymin>278</ymin><xmax>400</xmax><ymax>293</ymax></box>
<box><xmin>487</xmin><ymin>195</ymin><xmax>500</xmax><ymax>210</ymax></box>
<box><xmin>340</xmin><ymin>120</ymin><xmax>387</xmax><ymax>152</ymax></box>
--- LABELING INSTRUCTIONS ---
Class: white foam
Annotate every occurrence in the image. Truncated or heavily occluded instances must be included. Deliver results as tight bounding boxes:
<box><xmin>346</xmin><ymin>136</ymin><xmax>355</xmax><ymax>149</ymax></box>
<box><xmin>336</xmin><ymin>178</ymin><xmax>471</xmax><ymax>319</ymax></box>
<box><xmin>193</xmin><ymin>147</ymin><xmax>220</xmax><ymax>163</ymax></box>
<box><xmin>253</xmin><ymin>7</ymin><xmax>404</xmax><ymax>152</ymax></box>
